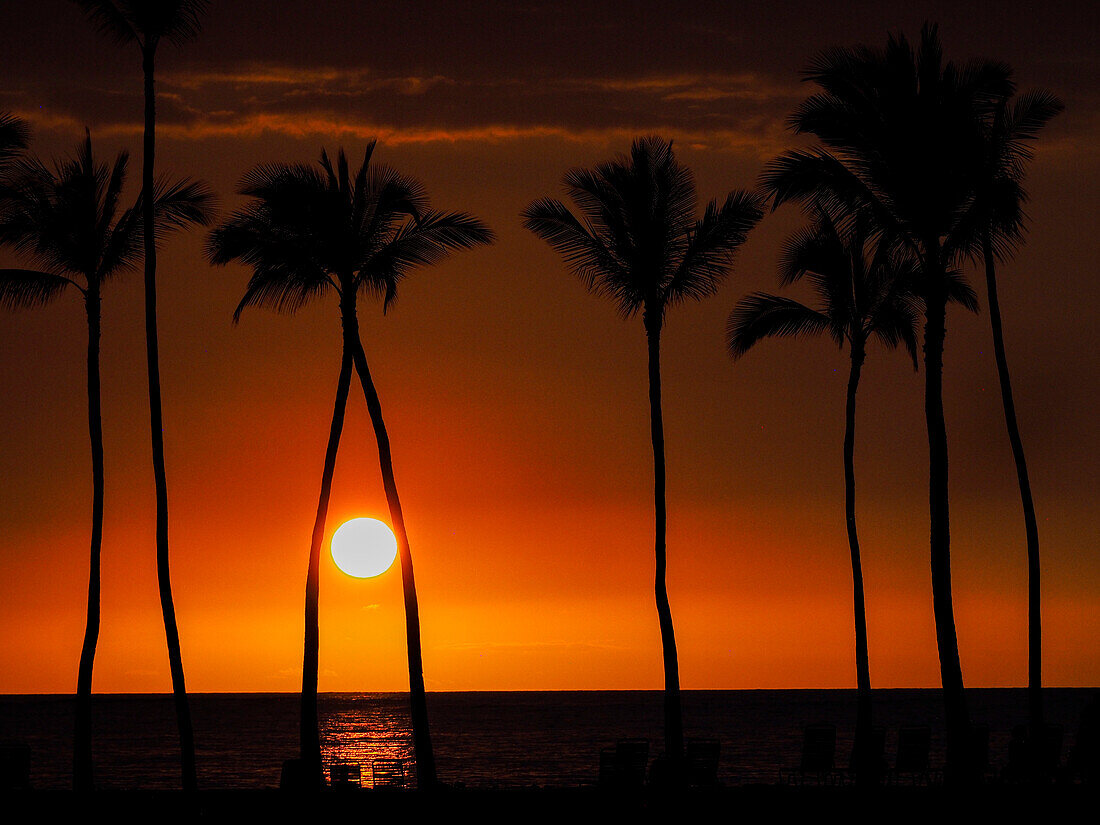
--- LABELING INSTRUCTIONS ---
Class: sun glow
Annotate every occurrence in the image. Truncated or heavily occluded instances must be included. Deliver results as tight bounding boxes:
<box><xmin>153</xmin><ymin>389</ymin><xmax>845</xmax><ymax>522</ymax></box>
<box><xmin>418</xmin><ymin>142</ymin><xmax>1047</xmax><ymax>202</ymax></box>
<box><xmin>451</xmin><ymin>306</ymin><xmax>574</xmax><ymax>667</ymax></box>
<box><xmin>330</xmin><ymin>518</ymin><xmax>398</xmax><ymax>579</ymax></box>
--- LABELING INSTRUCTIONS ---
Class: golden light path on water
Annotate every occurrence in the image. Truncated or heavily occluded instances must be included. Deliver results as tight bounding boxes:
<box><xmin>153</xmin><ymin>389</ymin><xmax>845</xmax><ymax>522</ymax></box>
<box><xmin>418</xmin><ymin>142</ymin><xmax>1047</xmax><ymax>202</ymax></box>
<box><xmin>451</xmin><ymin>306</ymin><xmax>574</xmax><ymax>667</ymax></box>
<box><xmin>323</xmin><ymin>520</ymin><xmax>407</xmax><ymax>787</ymax></box>
<box><xmin>321</xmin><ymin>695</ymin><xmax>416</xmax><ymax>788</ymax></box>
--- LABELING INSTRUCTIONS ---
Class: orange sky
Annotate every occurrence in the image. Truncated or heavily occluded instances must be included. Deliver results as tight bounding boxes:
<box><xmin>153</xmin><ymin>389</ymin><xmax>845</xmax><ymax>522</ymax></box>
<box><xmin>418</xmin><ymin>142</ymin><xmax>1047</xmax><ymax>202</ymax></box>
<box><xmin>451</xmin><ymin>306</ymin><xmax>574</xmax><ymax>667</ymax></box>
<box><xmin>0</xmin><ymin>0</ymin><xmax>1098</xmax><ymax>693</ymax></box>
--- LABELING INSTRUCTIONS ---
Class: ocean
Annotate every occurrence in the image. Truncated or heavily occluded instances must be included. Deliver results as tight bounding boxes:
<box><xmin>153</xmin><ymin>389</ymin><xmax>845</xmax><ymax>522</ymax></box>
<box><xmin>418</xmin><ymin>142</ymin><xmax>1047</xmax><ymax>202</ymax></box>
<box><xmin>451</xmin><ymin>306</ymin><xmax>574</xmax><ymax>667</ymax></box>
<box><xmin>1</xmin><ymin>689</ymin><xmax>1094</xmax><ymax>789</ymax></box>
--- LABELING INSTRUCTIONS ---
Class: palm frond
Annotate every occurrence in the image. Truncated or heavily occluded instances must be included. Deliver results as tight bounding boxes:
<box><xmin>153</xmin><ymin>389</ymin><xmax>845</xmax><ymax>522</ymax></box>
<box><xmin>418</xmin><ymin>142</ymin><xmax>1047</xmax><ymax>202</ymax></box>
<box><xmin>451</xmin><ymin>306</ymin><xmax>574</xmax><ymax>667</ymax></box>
<box><xmin>0</xmin><ymin>113</ymin><xmax>29</xmax><ymax>168</ymax></box>
<box><xmin>778</xmin><ymin>220</ymin><xmax>846</xmax><ymax>286</ymax></box>
<box><xmin>1008</xmin><ymin>89</ymin><xmax>1065</xmax><ymax>149</ymax></box>
<box><xmin>727</xmin><ymin>293</ymin><xmax>835</xmax><ymax>358</ymax></box>
<box><xmin>359</xmin><ymin>211</ymin><xmax>493</xmax><ymax>312</ymax></box>
<box><xmin>522</xmin><ymin>197</ymin><xmax>632</xmax><ymax>308</ymax></box>
<box><xmin>666</xmin><ymin>190</ymin><xmax>763</xmax><ymax>307</ymax></box>
<box><xmin>98</xmin><ymin>206</ymin><xmax>142</xmax><ymax>280</ymax></box>
<box><xmin>146</xmin><ymin>175</ymin><xmax>216</xmax><ymax>233</ymax></box>
<box><xmin>97</xmin><ymin>141</ymin><xmax>130</xmax><ymax>243</ymax></box>
<box><xmin>71</xmin><ymin>0</ymin><xmax>139</xmax><ymax>46</ymax></box>
<box><xmin>0</xmin><ymin>268</ymin><xmax>76</xmax><ymax>309</ymax></box>
<box><xmin>231</xmin><ymin>267</ymin><xmax>332</xmax><ymax>323</ymax></box>
<box><xmin>944</xmin><ymin>270</ymin><xmax>979</xmax><ymax>313</ymax></box>
<box><xmin>72</xmin><ymin>1</ymin><xmax>209</xmax><ymax>48</ymax></box>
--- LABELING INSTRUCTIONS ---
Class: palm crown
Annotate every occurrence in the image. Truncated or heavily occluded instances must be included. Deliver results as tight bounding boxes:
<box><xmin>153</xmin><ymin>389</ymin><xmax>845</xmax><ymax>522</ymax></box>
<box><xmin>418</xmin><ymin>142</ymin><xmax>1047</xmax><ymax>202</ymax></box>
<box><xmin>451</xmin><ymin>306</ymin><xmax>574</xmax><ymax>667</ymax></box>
<box><xmin>209</xmin><ymin>142</ymin><xmax>493</xmax><ymax>320</ymax></box>
<box><xmin>71</xmin><ymin>0</ymin><xmax>208</xmax><ymax>50</ymax></box>
<box><xmin>762</xmin><ymin>23</ymin><xmax>1013</xmax><ymax>270</ymax></box>
<box><xmin>0</xmin><ymin>132</ymin><xmax>212</xmax><ymax>306</ymax></box>
<box><xmin>522</xmin><ymin>136</ymin><xmax>762</xmax><ymax>330</ymax></box>
<box><xmin>728</xmin><ymin>211</ymin><xmax>922</xmax><ymax>362</ymax></box>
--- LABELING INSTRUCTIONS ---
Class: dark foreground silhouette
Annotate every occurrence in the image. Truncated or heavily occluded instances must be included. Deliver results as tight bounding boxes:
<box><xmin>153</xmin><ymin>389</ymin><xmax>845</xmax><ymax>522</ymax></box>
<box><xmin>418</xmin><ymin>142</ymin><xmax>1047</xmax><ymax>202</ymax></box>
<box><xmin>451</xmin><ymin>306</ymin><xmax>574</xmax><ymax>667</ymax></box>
<box><xmin>1</xmin><ymin>785</ymin><xmax>1095</xmax><ymax>825</ymax></box>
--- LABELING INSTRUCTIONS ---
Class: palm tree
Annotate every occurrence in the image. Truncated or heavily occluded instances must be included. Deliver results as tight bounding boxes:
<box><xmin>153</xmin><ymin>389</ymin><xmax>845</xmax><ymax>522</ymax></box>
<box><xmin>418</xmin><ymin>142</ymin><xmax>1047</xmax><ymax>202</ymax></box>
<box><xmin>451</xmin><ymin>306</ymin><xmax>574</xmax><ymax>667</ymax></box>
<box><xmin>71</xmin><ymin>0</ymin><xmax>210</xmax><ymax>792</ymax></box>
<box><xmin>760</xmin><ymin>24</ymin><xmax>1012</xmax><ymax>783</ymax></box>
<box><xmin>0</xmin><ymin>132</ymin><xmax>212</xmax><ymax>791</ymax></box>
<box><xmin>523</xmin><ymin>136</ymin><xmax>762</xmax><ymax>777</ymax></box>
<box><xmin>728</xmin><ymin>210</ymin><xmax>957</xmax><ymax>783</ymax></box>
<box><xmin>965</xmin><ymin>89</ymin><xmax>1063</xmax><ymax>745</ymax></box>
<box><xmin>209</xmin><ymin>143</ymin><xmax>492</xmax><ymax>790</ymax></box>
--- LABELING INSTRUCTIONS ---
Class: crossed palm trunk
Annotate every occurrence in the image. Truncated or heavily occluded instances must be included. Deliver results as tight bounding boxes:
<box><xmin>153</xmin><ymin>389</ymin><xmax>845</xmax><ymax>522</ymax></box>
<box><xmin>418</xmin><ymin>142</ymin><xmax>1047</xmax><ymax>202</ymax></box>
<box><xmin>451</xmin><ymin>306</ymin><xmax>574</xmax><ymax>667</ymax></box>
<box><xmin>209</xmin><ymin>142</ymin><xmax>490</xmax><ymax>792</ymax></box>
<box><xmin>301</xmin><ymin>346</ymin><xmax>353</xmax><ymax>786</ymax></box>
<box><xmin>346</xmin><ymin>317</ymin><xmax>437</xmax><ymax>788</ymax></box>
<box><xmin>299</xmin><ymin>304</ymin><xmax>436</xmax><ymax>789</ymax></box>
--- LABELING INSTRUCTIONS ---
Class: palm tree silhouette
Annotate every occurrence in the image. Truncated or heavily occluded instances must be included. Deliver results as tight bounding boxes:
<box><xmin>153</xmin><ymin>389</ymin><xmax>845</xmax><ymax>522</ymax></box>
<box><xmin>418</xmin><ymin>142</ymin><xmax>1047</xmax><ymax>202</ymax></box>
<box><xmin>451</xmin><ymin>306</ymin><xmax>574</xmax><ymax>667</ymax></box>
<box><xmin>0</xmin><ymin>132</ymin><xmax>212</xmax><ymax>791</ymax></box>
<box><xmin>71</xmin><ymin>0</ymin><xmax>210</xmax><ymax>792</ymax></box>
<box><xmin>728</xmin><ymin>210</ymin><xmax>948</xmax><ymax>783</ymax></box>
<box><xmin>523</xmin><ymin>136</ymin><xmax>762</xmax><ymax>776</ymax></box>
<box><xmin>966</xmin><ymin>88</ymin><xmax>1063</xmax><ymax>744</ymax></box>
<box><xmin>761</xmin><ymin>24</ymin><xmax>1012</xmax><ymax>783</ymax></box>
<box><xmin>209</xmin><ymin>143</ymin><xmax>492</xmax><ymax>790</ymax></box>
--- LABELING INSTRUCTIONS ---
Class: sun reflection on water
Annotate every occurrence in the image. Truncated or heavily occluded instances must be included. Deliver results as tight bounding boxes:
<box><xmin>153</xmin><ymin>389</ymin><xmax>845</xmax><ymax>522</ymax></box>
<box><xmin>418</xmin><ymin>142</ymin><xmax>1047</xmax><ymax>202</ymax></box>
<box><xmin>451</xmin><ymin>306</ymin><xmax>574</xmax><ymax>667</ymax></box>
<box><xmin>319</xmin><ymin>693</ymin><xmax>415</xmax><ymax>788</ymax></box>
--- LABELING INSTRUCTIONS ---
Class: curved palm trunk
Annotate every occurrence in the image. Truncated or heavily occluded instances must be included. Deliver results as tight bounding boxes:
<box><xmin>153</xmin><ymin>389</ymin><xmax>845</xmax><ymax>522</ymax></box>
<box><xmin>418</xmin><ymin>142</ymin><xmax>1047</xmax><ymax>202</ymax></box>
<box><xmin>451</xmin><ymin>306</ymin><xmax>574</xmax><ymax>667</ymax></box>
<box><xmin>844</xmin><ymin>344</ymin><xmax>874</xmax><ymax>785</ymax></box>
<box><xmin>74</xmin><ymin>288</ymin><xmax>103</xmax><ymax>792</ymax></box>
<box><xmin>346</xmin><ymin>312</ymin><xmax>436</xmax><ymax>789</ymax></box>
<box><xmin>981</xmin><ymin>233</ymin><xmax>1043</xmax><ymax>742</ymax></box>
<box><xmin>645</xmin><ymin>318</ymin><xmax>684</xmax><ymax>775</ymax></box>
<box><xmin>142</xmin><ymin>46</ymin><xmax>196</xmax><ymax>793</ymax></box>
<box><xmin>301</xmin><ymin>346</ymin><xmax>354</xmax><ymax>790</ymax></box>
<box><xmin>922</xmin><ymin>271</ymin><xmax>971</xmax><ymax>786</ymax></box>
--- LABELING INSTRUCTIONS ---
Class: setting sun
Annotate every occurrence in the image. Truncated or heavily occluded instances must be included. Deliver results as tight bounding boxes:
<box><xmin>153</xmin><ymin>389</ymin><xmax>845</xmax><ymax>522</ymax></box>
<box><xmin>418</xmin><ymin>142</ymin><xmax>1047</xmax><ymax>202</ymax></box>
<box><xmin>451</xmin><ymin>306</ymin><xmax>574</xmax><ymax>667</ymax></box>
<box><xmin>330</xmin><ymin>518</ymin><xmax>398</xmax><ymax>579</ymax></box>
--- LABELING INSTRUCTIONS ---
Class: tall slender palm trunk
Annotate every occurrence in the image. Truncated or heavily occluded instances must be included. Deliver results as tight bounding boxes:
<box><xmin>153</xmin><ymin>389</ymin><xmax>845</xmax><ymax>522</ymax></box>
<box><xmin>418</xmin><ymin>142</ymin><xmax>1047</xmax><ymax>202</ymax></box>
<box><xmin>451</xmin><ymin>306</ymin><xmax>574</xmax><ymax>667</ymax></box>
<box><xmin>345</xmin><ymin>310</ymin><xmax>437</xmax><ymax>789</ymax></box>
<box><xmin>75</xmin><ymin>289</ymin><xmax>103</xmax><ymax>792</ymax></box>
<box><xmin>981</xmin><ymin>233</ymin><xmax>1043</xmax><ymax>740</ymax></box>
<box><xmin>645</xmin><ymin>316</ymin><xmax>684</xmax><ymax>773</ymax></box>
<box><xmin>844</xmin><ymin>343</ymin><xmax>874</xmax><ymax>784</ymax></box>
<box><xmin>142</xmin><ymin>46</ymin><xmax>196</xmax><ymax>793</ymax></box>
<box><xmin>922</xmin><ymin>270</ymin><xmax>971</xmax><ymax>786</ymax></box>
<box><xmin>301</xmin><ymin>346</ymin><xmax>354</xmax><ymax>790</ymax></box>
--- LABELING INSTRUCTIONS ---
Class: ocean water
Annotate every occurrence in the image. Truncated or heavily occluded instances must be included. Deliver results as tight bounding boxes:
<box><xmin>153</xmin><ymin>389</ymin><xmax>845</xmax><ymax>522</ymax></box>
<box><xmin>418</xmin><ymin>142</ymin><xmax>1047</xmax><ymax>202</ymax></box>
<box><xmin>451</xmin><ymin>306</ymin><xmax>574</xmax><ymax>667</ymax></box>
<box><xmin>0</xmin><ymin>689</ymin><xmax>1094</xmax><ymax>789</ymax></box>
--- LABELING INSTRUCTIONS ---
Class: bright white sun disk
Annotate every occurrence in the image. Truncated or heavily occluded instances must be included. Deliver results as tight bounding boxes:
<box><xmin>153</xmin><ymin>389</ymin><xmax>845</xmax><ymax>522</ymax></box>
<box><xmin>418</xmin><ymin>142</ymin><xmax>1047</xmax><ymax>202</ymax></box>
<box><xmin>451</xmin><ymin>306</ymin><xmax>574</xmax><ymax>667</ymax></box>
<box><xmin>331</xmin><ymin>517</ymin><xmax>398</xmax><ymax>578</ymax></box>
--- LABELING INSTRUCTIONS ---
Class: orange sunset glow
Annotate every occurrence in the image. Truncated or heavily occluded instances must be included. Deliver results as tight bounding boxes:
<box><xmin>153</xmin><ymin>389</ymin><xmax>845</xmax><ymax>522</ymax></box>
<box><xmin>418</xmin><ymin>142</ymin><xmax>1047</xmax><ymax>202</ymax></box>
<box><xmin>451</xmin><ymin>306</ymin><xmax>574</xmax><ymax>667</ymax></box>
<box><xmin>0</xmin><ymin>0</ymin><xmax>1098</xmax><ymax>712</ymax></box>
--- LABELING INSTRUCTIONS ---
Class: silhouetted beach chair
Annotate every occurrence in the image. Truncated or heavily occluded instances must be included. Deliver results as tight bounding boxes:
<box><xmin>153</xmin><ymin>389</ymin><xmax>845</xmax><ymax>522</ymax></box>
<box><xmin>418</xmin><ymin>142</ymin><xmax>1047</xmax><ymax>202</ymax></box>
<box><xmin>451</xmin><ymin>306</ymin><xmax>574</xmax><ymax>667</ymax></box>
<box><xmin>598</xmin><ymin>739</ymin><xmax>649</xmax><ymax>789</ymax></box>
<box><xmin>840</xmin><ymin>726</ymin><xmax>886</xmax><ymax>785</ymax></box>
<box><xmin>1002</xmin><ymin>724</ymin><xmax>1030</xmax><ymax>784</ymax></box>
<box><xmin>1036</xmin><ymin>724</ymin><xmax>1064</xmax><ymax>782</ymax></box>
<box><xmin>371</xmin><ymin>758</ymin><xmax>408</xmax><ymax>790</ymax></box>
<box><xmin>968</xmin><ymin>723</ymin><xmax>990</xmax><ymax>783</ymax></box>
<box><xmin>1003</xmin><ymin>723</ymin><xmax>1063</xmax><ymax>783</ymax></box>
<box><xmin>329</xmin><ymin>761</ymin><xmax>361</xmax><ymax>789</ymax></box>
<box><xmin>782</xmin><ymin>724</ymin><xmax>836</xmax><ymax>785</ymax></box>
<box><xmin>686</xmin><ymin>738</ymin><xmax>721</xmax><ymax>787</ymax></box>
<box><xmin>617</xmin><ymin>738</ymin><xmax>649</xmax><ymax>789</ymax></box>
<box><xmin>0</xmin><ymin>744</ymin><xmax>30</xmax><ymax>791</ymax></box>
<box><xmin>598</xmin><ymin>747</ymin><xmax>617</xmax><ymax>786</ymax></box>
<box><xmin>1069</xmin><ymin>696</ymin><xmax>1100</xmax><ymax>784</ymax></box>
<box><xmin>279</xmin><ymin>757</ymin><xmax>308</xmax><ymax>791</ymax></box>
<box><xmin>888</xmin><ymin>726</ymin><xmax>932</xmax><ymax>785</ymax></box>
